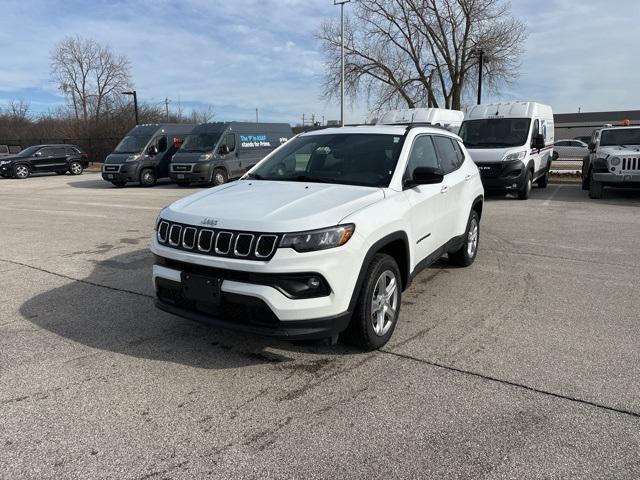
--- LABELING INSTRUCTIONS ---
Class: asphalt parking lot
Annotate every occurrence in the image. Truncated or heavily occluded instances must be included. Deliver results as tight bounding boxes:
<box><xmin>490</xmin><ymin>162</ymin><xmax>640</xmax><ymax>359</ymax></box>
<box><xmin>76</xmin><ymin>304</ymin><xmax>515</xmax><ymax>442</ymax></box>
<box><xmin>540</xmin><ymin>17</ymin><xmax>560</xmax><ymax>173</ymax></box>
<box><xmin>1</xmin><ymin>173</ymin><xmax>640</xmax><ymax>479</ymax></box>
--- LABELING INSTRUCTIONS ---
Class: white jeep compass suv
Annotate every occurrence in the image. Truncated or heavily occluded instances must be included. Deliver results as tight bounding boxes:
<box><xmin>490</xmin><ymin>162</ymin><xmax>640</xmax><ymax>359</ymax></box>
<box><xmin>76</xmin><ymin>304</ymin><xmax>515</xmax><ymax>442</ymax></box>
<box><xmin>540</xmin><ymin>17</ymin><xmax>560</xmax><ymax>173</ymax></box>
<box><xmin>151</xmin><ymin>124</ymin><xmax>484</xmax><ymax>350</ymax></box>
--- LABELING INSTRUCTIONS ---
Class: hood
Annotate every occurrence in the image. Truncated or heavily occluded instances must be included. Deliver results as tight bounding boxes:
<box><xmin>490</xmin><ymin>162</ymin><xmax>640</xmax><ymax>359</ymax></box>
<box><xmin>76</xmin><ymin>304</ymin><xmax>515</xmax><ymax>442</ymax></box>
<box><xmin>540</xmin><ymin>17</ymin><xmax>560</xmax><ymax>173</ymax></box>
<box><xmin>466</xmin><ymin>146</ymin><xmax>527</xmax><ymax>164</ymax></box>
<box><xmin>171</xmin><ymin>151</ymin><xmax>213</xmax><ymax>163</ymax></box>
<box><xmin>0</xmin><ymin>154</ymin><xmax>21</xmax><ymax>162</ymax></box>
<box><xmin>105</xmin><ymin>153</ymin><xmax>144</xmax><ymax>164</ymax></box>
<box><xmin>162</xmin><ymin>180</ymin><xmax>385</xmax><ymax>232</ymax></box>
<box><xmin>598</xmin><ymin>145</ymin><xmax>640</xmax><ymax>157</ymax></box>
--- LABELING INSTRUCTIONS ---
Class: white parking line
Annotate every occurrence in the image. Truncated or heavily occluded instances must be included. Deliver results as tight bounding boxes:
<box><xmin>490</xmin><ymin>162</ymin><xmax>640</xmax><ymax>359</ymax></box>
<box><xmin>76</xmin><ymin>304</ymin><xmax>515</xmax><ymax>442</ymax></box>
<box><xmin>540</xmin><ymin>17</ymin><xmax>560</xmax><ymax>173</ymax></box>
<box><xmin>543</xmin><ymin>185</ymin><xmax>561</xmax><ymax>206</ymax></box>
<box><xmin>0</xmin><ymin>206</ymin><xmax>107</xmax><ymax>218</ymax></box>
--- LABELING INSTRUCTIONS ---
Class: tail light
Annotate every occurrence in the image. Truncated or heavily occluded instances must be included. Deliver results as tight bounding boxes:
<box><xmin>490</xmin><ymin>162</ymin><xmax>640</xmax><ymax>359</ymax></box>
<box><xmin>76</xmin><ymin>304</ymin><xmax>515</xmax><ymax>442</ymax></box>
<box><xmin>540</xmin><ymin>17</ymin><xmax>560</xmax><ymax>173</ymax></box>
<box><xmin>82</xmin><ymin>152</ymin><xmax>88</xmax><ymax>159</ymax></box>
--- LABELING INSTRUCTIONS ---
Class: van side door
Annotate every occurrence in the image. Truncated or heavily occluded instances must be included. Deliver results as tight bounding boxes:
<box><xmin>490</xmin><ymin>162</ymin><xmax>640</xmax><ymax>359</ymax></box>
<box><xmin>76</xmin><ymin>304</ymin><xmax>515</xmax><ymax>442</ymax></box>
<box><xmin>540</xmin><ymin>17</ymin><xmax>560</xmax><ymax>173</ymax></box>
<box><xmin>220</xmin><ymin>133</ymin><xmax>240</xmax><ymax>177</ymax></box>
<box><xmin>152</xmin><ymin>135</ymin><xmax>170</xmax><ymax>177</ymax></box>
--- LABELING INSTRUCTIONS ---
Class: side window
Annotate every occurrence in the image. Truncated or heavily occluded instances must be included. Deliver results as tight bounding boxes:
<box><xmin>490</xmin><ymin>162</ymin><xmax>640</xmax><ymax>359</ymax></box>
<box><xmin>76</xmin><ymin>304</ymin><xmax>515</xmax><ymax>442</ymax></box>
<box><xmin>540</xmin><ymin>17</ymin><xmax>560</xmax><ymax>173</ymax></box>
<box><xmin>226</xmin><ymin>134</ymin><xmax>236</xmax><ymax>152</ymax></box>
<box><xmin>53</xmin><ymin>147</ymin><xmax>67</xmax><ymax>156</ymax></box>
<box><xmin>39</xmin><ymin>148</ymin><xmax>54</xmax><ymax>157</ymax></box>
<box><xmin>432</xmin><ymin>136</ymin><xmax>459</xmax><ymax>174</ymax></box>
<box><xmin>555</xmin><ymin>141</ymin><xmax>566</xmax><ymax>147</ymax></box>
<box><xmin>156</xmin><ymin>136</ymin><xmax>168</xmax><ymax>153</ymax></box>
<box><xmin>404</xmin><ymin>135</ymin><xmax>439</xmax><ymax>180</ymax></box>
<box><xmin>452</xmin><ymin>140</ymin><xmax>466</xmax><ymax>167</ymax></box>
<box><xmin>64</xmin><ymin>147</ymin><xmax>77</xmax><ymax>156</ymax></box>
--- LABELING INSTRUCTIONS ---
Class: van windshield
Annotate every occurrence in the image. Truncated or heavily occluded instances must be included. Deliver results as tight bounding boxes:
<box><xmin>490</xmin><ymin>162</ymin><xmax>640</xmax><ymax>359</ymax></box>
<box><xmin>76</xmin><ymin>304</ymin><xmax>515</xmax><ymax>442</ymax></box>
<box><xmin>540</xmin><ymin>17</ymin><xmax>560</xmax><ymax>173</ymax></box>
<box><xmin>180</xmin><ymin>133</ymin><xmax>222</xmax><ymax>153</ymax></box>
<box><xmin>114</xmin><ymin>135</ymin><xmax>152</xmax><ymax>154</ymax></box>
<box><xmin>600</xmin><ymin>128</ymin><xmax>640</xmax><ymax>147</ymax></box>
<box><xmin>248</xmin><ymin>133</ymin><xmax>403</xmax><ymax>187</ymax></box>
<box><xmin>460</xmin><ymin>118</ymin><xmax>531</xmax><ymax>148</ymax></box>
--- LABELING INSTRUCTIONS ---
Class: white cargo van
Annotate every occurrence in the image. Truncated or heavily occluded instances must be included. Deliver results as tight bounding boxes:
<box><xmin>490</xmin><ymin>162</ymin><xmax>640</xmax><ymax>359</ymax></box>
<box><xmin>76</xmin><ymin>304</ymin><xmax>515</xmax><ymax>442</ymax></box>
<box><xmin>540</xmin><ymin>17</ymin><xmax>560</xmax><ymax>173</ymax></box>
<box><xmin>459</xmin><ymin>102</ymin><xmax>554</xmax><ymax>199</ymax></box>
<box><xmin>378</xmin><ymin>108</ymin><xmax>464</xmax><ymax>133</ymax></box>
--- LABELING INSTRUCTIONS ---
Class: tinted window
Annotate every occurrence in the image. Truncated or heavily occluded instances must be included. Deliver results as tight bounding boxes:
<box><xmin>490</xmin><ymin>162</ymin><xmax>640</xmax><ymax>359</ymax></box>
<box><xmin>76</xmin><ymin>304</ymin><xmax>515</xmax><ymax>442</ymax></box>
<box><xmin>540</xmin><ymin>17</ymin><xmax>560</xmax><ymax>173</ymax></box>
<box><xmin>39</xmin><ymin>148</ymin><xmax>55</xmax><ymax>157</ymax></box>
<box><xmin>460</xmin><ymin>118</ymin><xmax>532</xmax><ymax>148</ymax></box>
<box><xmin>226</xmin><ymin>133</ymin><xmax>236</xmax><ymax>152</ymax></box>
<box><xmin>600</xmin><ymin>128</ymin><xmax>640</xmax><ymax>146</ymax></box>
<box><xmin>433</xmin><ymin>136</ymin><xmax>459</xmax><ymax>174</ymax></box>
<box><xmin>180</xmin><ymin>133</ymin><xmax>222</xmax><ymax>153</ymax></box>
<box><xmin>555</xmin><ymin>141</ymin><xmax>568</xmax><ymax>147</ymax></box>
<box><xmin>405</xmin><ymin>136</ymin><xmax>439</xmax><ymax>179</ymax></box>
<box><xmin>157</xmin><ymin>136</ymin><xmax>168</xmax><ymax>153</ymax></box>
<box><xmin>64</xmin><ymin>147</ymin><xmax>78</xmax><ymax>155</ymax></box>
<box><xmin>52</xmin><ymin>147</ymin><xmax>67</xmax><ymax>156</ymax></box>
<box><xmin>452</xmin><ymin>140</ymin><xmax>466</xmax><ymax>167</ymax></box>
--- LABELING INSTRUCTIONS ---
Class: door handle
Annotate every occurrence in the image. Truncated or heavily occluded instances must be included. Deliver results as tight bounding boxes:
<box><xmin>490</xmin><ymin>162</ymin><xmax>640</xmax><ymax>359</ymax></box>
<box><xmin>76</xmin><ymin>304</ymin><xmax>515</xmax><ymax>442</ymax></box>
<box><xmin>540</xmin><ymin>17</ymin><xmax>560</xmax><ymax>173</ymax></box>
<box><xmin>465</xmin><ymin>174</ymin><xmax>472</xmax><ymax>181</ymax></box>
<box><xmin>440</xmin><ymin>185</ymin><xmax>449</xmax><ymax>194</ymax></box>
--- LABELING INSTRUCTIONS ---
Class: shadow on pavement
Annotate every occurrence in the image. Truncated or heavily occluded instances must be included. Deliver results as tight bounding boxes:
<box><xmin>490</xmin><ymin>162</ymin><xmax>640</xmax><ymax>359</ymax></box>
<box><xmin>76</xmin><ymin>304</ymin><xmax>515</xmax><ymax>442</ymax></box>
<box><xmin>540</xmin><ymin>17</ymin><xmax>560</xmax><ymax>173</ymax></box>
<box><xmin>485</xmin><ymin>182</ymin><xmax>640</xmax><ymax>206</ymax></box>
<box><xmin>20</xmin><ymin>249</ymin><xmax>360</xmax><ymax>369</ymax></box>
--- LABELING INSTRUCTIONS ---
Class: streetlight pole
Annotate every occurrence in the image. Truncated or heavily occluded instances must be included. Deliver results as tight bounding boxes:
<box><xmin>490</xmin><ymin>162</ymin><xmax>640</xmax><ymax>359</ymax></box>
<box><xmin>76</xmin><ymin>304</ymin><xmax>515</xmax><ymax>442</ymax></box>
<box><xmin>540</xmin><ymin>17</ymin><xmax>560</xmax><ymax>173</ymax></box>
<box><xmin>122</xmin><ymin>90</ymin><xmax>139</xmax><ymax>125</ymax></box>
<box><xmin>335</xmin><ymin>0</ymin><xmax>351</xmax><ymax>127</ymax></box>
<box><xmin>471</xmin><ymin>49</ymin><xmax>484</xmax><ymax>105</ymax></box>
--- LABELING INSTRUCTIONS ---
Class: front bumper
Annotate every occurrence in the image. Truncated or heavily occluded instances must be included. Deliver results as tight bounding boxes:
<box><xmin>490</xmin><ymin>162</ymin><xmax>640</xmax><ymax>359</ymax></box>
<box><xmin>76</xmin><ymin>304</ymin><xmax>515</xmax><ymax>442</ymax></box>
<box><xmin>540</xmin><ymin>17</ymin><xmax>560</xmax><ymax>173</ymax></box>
<box><xmin>150</xmin><ymin>233</ymin><xmax>366</xmax><ymax>339</ymax></box>
<box><xmin>102</xmin><ymin>161</ymin><xmax>141</xmax><ymax>183</ymax></box>
<box><xmin>169</xmin><ymin>161</ymin><xmax>214</xmax><ymax>183</ymax></box>
<box><xmin>593</xmin><ymin>172</ymin><xmax>640</xmax><ymax>185</ymax></box>
<box><xmin>0</xmin><ymin>163</ymin><xmax>13</xmax><ymax>175</ymax></box>
<box><xmin>475</xmin><ymin>160</ymin><xmax>526</xmax><ymax>190</ymax></box>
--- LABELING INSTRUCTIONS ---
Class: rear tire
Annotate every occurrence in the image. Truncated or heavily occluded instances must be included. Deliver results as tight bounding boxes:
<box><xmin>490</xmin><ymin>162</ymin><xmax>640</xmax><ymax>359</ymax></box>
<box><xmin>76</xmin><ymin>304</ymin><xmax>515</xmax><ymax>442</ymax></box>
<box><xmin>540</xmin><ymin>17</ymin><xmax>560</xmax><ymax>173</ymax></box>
<box><xmin>517</xmin><ymin>169</ymin><xmax>532</xmax><ymax>200</ymax></box>
<box><xmin>69</xmin><ymin>161</ymin><xmax>83</xmax><ymax>175</ymax></box>
<box><xmin>13</xmin><ymin>163</ymin><xmax>30</xmax><ymax>179</ymax></box>
<box><xmin>139</xmin><ymin>168</ymin><xmax>157</xmax><ymax>187</ymax></box>
<box><xmin>589</xmin><ymin>175</ymin><xmax>604</xmax><ymax>199</ymax></box>
<box><xmin>111</xmin><ymin>181</ymin><xmax>127</xmax><ymax>187</ymax></box>
<box><xmin>448</xmin><ymin>210</ymin><xmax>480</xmax><ymax>267</ymax></box>
<box><xmin>344</xmin><ymin>253</ymin><xmax>401</xmax><ymax>351</ymax></box>
<box><xmin>212</xmin><ymin>168</ymin><xmax>228</xmax><ymax>186</ymax></box>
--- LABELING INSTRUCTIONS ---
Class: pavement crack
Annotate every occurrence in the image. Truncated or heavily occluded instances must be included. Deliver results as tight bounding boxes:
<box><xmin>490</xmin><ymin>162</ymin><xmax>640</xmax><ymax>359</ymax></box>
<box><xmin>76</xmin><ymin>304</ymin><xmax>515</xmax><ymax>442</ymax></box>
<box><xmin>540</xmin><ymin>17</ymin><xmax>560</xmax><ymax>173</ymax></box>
<box><xmin>0</xmin><ymin>257</ymin><xmax>152</xmax><ymax>299</ymax></box>
<box><xmin>379</xmin><ymin>349</ymin><xmax>640</xmax><ymax>420</ymax></box>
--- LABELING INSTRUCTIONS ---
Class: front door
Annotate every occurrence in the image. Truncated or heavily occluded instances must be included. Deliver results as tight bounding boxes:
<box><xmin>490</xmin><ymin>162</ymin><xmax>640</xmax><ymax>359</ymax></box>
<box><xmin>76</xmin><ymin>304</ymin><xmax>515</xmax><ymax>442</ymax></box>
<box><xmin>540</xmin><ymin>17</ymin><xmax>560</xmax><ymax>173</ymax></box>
<box><xmin>432</xmin><ymin>135</ymin><xmax>468</xmax><ymax>239</ymax></box>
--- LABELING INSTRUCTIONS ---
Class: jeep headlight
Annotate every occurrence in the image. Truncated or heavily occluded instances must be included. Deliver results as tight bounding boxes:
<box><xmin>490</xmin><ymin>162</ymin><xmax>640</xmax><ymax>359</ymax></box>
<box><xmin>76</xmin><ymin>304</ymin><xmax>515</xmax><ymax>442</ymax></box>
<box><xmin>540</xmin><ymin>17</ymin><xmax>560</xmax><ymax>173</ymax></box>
<box><xmin>0</xmin><ymin>160</ymin><xmax>10</xmax><ymax>166</ymax></box>
<box><xmin>280</xmin><ymin>224</ymin><xmax>355</xmax><ymax>252</ymax></box>
<box><xmin>503</xmin><ymin>150</ymin><xmax>527</xmax><ymax>162</ymax></box>
<box><xmin>126</xmin><ymin>154</ymin><xmax>141</xmax><ymax>162</ymax></box>
<box><xmin>610</xmin><ymin>156</ymin><xmax>621</xmax><ymax>166</ymax></box>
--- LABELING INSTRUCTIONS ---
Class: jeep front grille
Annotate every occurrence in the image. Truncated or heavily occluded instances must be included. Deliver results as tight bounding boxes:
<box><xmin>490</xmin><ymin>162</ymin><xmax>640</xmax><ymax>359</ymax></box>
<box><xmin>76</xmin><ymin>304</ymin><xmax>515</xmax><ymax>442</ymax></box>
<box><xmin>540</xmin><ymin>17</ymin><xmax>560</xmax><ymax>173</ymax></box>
<box><xmin>621</xmin><ymin>157</ymin><xmax>640</xmax><ymax>172</ymax></box>
<box><xmin>157</xmin><ymin>220</ymin><xmax>280</xmax><ymax>261</ymax></box>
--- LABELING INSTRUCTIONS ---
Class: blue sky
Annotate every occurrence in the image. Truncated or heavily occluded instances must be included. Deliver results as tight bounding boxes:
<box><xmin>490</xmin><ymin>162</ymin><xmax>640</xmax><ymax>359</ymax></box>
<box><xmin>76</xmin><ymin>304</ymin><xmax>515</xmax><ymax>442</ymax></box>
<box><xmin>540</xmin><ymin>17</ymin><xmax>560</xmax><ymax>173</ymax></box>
<box><xmin>1</xmin><ymin>0</ymin><xmax>639</xmax><ymax>124</ymax></box>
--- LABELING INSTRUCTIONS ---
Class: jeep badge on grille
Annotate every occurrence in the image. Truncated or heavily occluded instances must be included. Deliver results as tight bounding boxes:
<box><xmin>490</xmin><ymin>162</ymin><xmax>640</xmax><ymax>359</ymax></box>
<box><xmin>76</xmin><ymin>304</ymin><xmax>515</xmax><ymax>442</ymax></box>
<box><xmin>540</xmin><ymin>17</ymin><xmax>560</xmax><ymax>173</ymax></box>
<box><xmin>201</xmin><ymin>218</ymin><xmax>218</xmax><ymax>227</ymax></box>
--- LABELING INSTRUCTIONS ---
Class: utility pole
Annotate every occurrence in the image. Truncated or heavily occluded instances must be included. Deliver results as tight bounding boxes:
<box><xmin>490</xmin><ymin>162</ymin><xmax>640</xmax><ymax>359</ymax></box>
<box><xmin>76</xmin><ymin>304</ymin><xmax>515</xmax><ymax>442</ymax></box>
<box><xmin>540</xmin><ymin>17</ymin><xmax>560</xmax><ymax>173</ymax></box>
<box><xmin>256</xmin><ymin>108</ymin><xmax>259</xmax><ymax>123</ymax></box>
<box><xmin>164</xmin><ymin>97</ymin><xmax>170</xmax><ymax>122</ymax></box>
<box><xmin>471</xmin><ymin>49</ymin><xmax>485</xmax><ymax>105</ymax></box>
<box><xmin>302</xmin><ymin>113</ymin><xmax>305</xmax><ymax>127</ymax></box>
<box><xmin>335</xmin><ymin>0</ymin><xmax>351</xmax><ymax>127</ymax></box>
<box><xmin>122</xmin><ymin>90</ymin><xmax>139</xmax><ymax>125</ymax></box>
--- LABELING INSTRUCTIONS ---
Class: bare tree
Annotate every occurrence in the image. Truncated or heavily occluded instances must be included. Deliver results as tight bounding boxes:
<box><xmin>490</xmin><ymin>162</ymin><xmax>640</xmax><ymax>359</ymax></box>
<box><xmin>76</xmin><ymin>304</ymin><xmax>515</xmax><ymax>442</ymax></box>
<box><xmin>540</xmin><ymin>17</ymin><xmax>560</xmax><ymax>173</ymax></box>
<box><xmin>51</xmin><ymin>36</ymin><xmax>132</xmax><ymax>123</ymax></box>
<box><xmin>188</xmin><ymin>105</ymin><xmax>216</xmax><ymax>124</ymax></box>
<box><xmin>317</xmin><ymin>0</ymin><xmax>527</xmax><ymax>112</ymax></box>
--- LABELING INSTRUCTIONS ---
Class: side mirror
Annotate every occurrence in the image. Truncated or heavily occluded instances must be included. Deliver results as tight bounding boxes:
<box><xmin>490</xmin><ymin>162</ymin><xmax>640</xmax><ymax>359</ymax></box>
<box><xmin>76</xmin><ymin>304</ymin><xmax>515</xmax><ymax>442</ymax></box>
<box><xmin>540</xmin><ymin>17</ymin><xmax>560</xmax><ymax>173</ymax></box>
<box><xmin>406</xmin><ymin>166</ymin><xmax>444</xmax><ymax>187</ymax></box>
<box><xmin>532</xmin><ymin>134</ymin><xmax>545</xmax><ymax>150</ymax></box>
<box><xmin>588</xmin><ymin>142</ymin><xmax>596</xmax><ymax>151</ymax></box>
<box><xmin>34</xmin><ymin>151</ymin><xmax>41</xmax><ymax>157</ymax></box>
<box><xmin>218</xmin><ymin>144</ymin><xmax>229</xmax><ymax>155</ymax></box>
<box><xmin>147</xmin><ymin>145</ymin><xmax>158</xmax><ymax>156</ymax></box>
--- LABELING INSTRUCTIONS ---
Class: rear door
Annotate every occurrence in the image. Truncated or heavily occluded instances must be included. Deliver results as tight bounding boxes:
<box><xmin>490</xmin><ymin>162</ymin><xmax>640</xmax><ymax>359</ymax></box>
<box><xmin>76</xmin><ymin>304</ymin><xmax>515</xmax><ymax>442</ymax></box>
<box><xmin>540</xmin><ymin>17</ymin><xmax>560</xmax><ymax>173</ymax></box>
<box><xmin>33</xmin><ymin>147</ymin><xmax>61</xmax><ymax>171</ymax></box>
<box><xmin>433</xmin><ymin>135</ymin><xmax>467</xmax><ymax>240</ymax></box>
<box><xmin>402</xmin><ymin>135</ymin><xmax>447</xmax><ymax>262</ymax></box>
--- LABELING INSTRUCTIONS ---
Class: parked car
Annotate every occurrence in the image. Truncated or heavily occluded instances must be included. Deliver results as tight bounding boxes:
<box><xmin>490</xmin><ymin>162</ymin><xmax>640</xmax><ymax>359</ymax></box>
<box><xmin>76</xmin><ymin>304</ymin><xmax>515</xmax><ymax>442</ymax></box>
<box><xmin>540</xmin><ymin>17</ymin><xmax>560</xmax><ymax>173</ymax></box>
<box><xmin>102</xmin><ymin>124</ymin><xmax>195</xmax><ymax>187</ymax></box>
<box><xmin>169</xmin><ymin>122</ymin><xmax>292</xmax><ymax>186</ymax></box>
<box><xmin>0</xmin><ymin>145</ymin><xmax>21</xmax><ymax>157</ymax></box>
<box><xmin>459</xmin><ymin>102</ymin><xmax>554</xmax><ymax>199</ymax></box>
<box><xmin>582</xmin><ymin>126</ymin><xmax>640</xmax><ymax>198</ymax></box>
<box><xmin>0</xmin><ymin>144</ymin><xmax>87</xmax><ymax>179</ymax></box>
<box><xmin>553</xmin><ymin>139</ymin><xmax>589</xmax><ymax>160</ymax></box>
<box><xmin>151</xmin><ymin>120</ymin><xmax>484</xmax><ymax>349</ymax></box>
<box><xmin>574</xmin><ymin>135</ymin><xmax>592</xmax><ymax>145</ymax></box>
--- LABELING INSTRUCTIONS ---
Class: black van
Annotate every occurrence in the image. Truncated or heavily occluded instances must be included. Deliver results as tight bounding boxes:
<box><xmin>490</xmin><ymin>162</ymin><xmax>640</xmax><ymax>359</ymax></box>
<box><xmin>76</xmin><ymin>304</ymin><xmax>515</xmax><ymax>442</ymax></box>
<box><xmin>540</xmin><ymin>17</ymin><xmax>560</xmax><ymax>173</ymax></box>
<box><xmin>102</xmin><ymin>124</ymin><xmax>194</xmax><ymax>187</ymax></box>
<box><xmin>169</xmin><ymin>122</ymin><xmax>292</xmax><ymax>186</ymax></box>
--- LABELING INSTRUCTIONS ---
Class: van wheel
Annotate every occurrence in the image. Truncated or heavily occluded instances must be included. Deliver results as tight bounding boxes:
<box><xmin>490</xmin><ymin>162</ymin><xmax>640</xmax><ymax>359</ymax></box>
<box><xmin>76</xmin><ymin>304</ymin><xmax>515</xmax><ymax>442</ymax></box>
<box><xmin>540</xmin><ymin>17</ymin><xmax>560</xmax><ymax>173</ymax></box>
<box><xmin>449</xmin><ymin>211</ymin><xmax>480</xmax><ymax>267</ymax></box>
<box><xmin>212</xmin><ymin>168</ymin><xmax>228</xmax><ymax>186</ymax></box>
<box><xmin>537</xmin><ymin>163</ymin><xmax>550</xmax><ymax>188</ymax></box>
<box><xmin>111</xmin><ymin>181</ymin><xmax>127</xmax><ymax>187</ymax></box>
<box><xmin>345</xmin><ymin>253</ymin><xmax>401</xmax><ymax>351</ymax></box>
<box><xmin>589</xmin><ymin>175</ymin><xmax>604</xmax><ymax>199</ymax></box>
<box><xmin>517</xmin><ymin>170</ymin><xmax>532</xmax><ymax>200</ymax></box>
<box><xmin>140</xmin><ymin>168</ymin><xmax>157</xmax><ymax>187</ymax></box>
<box><xmin>14</xmin><ymin>164</ymin><xmax>30</xmax><ymax>179</ymax></box>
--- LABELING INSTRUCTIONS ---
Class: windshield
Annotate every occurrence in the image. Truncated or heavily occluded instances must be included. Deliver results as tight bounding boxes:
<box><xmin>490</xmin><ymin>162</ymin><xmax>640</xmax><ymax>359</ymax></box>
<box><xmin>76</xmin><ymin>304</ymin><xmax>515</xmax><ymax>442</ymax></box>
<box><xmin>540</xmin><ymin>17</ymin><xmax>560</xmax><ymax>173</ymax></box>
<box><xmin>180</xmin><ymin>133</ymin><xmax>222</xmax><ymax>153</ymax></box>
<box><xmin>16</xmin><ymin>146</ymin><xmax>40</xmax><ymax>157</ymax></box>
<box><xmin>459</xmin><ymin>118</ymin><xmax>532</xmax><ymax>148</ymax></box>
<box><xmin>600</xmin><ymin>128</ymin><xmax>640</xmax><ymax>147</ymax></box>
<box><xmin>113</xmin><ymin>134</ymin><xmax>152</xmax><ymax>154</ymax></box>
<box><xmin>249</xmin><ymin>133</ymin><xmax>404</xmax><ymax>187</ymax></box>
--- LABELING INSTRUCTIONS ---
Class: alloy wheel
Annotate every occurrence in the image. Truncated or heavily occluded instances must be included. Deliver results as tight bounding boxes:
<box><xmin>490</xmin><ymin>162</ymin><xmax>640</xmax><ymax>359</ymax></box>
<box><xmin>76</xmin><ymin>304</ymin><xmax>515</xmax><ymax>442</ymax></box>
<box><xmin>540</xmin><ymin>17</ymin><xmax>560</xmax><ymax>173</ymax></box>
<box><xmin>70</xmin><ymin>162</ymin><xmax>82</xmax><ymax>175</ymax></box>
<box><xmin>15</xmin><ymin>165</ymin><xmax>29</xmax><ymax>178</ymax></box>
<box><xmin>371</xmin><ymin>270</ymin><xmax>398</xmax><ymax>337</ymax></box>
<box><xmin>467</xmin><ymin>218</ymin><xmax>479</xmax><ymax>258</ymax></box>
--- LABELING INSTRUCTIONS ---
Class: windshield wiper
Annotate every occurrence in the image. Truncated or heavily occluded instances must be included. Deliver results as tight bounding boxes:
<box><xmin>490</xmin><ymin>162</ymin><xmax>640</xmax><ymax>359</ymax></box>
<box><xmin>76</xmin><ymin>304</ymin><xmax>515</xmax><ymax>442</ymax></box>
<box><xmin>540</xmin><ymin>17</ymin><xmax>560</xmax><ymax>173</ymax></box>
<box><xmin>244</xmin><ymin>172</ymin><xmax>263</xmax><ymax>180</ymax></box>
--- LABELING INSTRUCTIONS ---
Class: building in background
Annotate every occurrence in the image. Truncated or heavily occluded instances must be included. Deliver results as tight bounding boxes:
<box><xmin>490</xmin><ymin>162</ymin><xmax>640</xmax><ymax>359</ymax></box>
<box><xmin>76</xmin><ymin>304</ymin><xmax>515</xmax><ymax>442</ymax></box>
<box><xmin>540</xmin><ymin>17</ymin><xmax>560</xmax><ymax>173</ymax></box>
<box><xmin>554</xmin><ymin>110</ymin><xmax>640</xmax><ymax>141</ymax></box>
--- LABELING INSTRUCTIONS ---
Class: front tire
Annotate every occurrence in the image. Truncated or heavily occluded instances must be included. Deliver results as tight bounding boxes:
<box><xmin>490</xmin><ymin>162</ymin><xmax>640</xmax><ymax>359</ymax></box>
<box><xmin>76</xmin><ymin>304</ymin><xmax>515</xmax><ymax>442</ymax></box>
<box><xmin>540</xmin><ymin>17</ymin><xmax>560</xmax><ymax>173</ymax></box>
<box><xmin>69</xmin><ymin>161</ymin><xmax>83</xmax><ymax>175</ymax></box>
<box><xmin>139</xmin><ymin>168</ymin><xmax>157</xmax><ymax>187</ymax></box>
<box><xmin>589</xmin><ymin>175</ymin><xmax>604</xmax><ymax>199</ymax></box>
<box><xmin>212</xmin><ymin>168</ymin><xmax>228</xmax><ymax>186</ymax></box>
<box><xmin>13</xmin><ymin>164</ymin><xmax>30</xmax><ymax>179</ymax></box>
<box><xmin>518</xmin><ymin>169</ymin><xmax>532</xmax><ymax>200</ymax></box>
<box><xmin>537</xmin><ymin>163</ymin><xmax>550</xmax><ymax>188</ymax></box>
<box><xmin>345</xmin><ymin>254</ymin><xmax>401</xmax><ymax>351</ymax></box>
<box><xmin>449</xmin><ymin>210</ymin><xmax>480</xmax><ymax>267</ymax></box>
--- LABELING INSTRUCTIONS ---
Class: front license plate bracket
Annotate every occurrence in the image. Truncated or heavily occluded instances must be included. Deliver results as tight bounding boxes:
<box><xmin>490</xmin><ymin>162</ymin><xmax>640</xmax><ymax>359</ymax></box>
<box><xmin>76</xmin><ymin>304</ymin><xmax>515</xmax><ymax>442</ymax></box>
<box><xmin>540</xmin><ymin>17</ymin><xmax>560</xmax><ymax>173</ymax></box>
<box><xmin>181</xmin><ymin>273</ymin><xmax>222</xmax><ymax>304</ymax></box>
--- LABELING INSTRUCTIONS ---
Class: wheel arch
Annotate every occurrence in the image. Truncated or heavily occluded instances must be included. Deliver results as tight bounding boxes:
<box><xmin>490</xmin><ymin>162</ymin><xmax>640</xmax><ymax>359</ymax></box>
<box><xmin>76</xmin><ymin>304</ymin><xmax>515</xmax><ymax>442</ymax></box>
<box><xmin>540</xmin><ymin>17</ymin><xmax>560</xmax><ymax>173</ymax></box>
<box><xmin>471</xmin><ymin>195</ymin><xmax>483</xmax><ymax>220</ymax></box>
